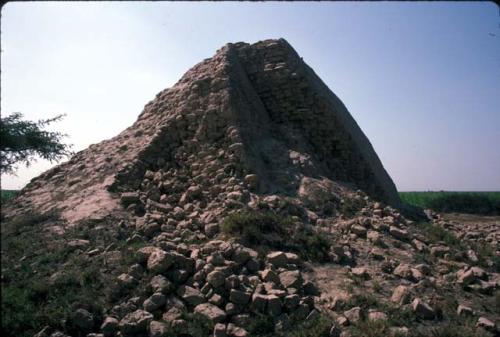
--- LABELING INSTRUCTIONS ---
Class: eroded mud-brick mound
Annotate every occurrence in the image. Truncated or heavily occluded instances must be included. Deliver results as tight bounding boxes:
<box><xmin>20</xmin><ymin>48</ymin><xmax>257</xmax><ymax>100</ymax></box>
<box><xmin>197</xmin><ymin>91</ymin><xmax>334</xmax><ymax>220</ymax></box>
<box><xmin>4</xmin><ymin>38</ymin><xmax>398</xmax><ymax>224</ymax></box>
<box><xmin>2</xmin><ymin>39</ymin><xmax>498</xmax><ymax>337</ymax></box>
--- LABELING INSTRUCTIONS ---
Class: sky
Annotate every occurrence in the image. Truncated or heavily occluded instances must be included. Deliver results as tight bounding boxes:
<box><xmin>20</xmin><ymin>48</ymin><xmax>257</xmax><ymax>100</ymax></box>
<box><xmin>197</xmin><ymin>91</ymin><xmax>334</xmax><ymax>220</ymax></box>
<box><xmin>1</xmin><ymin>1</ymin><xmax>499</xmax><ymax>191</ymax></box>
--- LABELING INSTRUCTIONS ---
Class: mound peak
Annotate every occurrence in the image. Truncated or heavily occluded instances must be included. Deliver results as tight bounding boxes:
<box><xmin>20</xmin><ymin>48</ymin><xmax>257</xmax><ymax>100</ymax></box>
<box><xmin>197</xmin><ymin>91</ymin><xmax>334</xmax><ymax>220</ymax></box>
<box><xmin>5</xmin><ymin>38</ymin><xmax>398</xmax><ymax>223</ymax></box>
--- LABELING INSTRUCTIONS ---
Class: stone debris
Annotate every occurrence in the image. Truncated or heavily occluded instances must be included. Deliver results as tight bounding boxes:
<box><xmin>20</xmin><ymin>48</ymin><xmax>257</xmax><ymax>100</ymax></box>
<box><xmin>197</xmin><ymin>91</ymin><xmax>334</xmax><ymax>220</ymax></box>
<box><xmin>412</xmin><ymin>298</ymin><xmax>435</xmax><ymax>320</ymax></box>
<box><xmin>391</xmin><ymin>285</ymin><xmax>411</xmax><ymax>305</ymax></box>
<box><xmin>118</xmin><ymin>310</ymin><xmax>153</xmax><ymax>336</ymax></box>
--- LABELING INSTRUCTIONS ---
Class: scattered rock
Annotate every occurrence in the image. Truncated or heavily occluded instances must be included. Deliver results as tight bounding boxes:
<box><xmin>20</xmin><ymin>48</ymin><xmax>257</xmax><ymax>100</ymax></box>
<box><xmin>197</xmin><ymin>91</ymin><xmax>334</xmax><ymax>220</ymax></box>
<box><xmin>476</xmin><ymin>317</ymin><xmax>496</xmax><ymax>332</ymax></box>
<box><xmin>456</xmin><ymin>304</ymin><xmax>474</xmax><ymax>317</ymax></box>
<box><xmin>149</xmin><ymin>320</ymin><xmax>169</xmax><ymax>337</ymax></box>
<box><xmin>344</xmin><ymin>307</ymin><xmax>361</xmax><ymax>324</ymax></box>
<box><xmin>279</xmin><ymin>270</ymin><xmax>303</xmax><ymax>288</ymax></box>
<box><xmin>412</xmin><ymin>298</ymin><xmax>435</xmax><ymax>320</ymax></box>
<box><xmin>147</xmin><ymin>250</ymin><xmax>174</xmax><ymax>273</ymax></box>
<box><xmin>101</xmin><ymin>317</ymin><xmax>119</xmax><ymax>337</ymax></box>
<box><xmin>72</xmin><ymin>308</ymin><xmax>93</xmax><ymax>331</ymax></box>
<box><xmin>389</xmin><ymin>226</ymin><xmax>409</xmax><ymax>241</ymax></box>
<box><xmin>119</xmin><ymin>310</ymin><xmax>153</xmax><ymax>336</ymax></box>
<box><xmin>267</xmin><ymin>251</ymin><xmax>288</xmax><ymax>268</ymax></box>
<box><xmin>143</xmin><ymin>292</ymin><xmax>166</xmax><ymax>312</ymax></box>
<box><xmin>177</xmin><ymin>286</ymin><xmax>205</xmax><ymax>306</ymax></box>
<box><xmin>391</xmin><ymin>285</ymin><xmax>411</xmax><ymax>305</ymax></box>
<box><xmin>194</xmin><ymin>303</ymin><xmax>227</xmax><ymax>323</ymax></box>
<box><xmin>207</xmin><ymin>270</ymin><xmax>226</xmax><ymax>288</ymax></box>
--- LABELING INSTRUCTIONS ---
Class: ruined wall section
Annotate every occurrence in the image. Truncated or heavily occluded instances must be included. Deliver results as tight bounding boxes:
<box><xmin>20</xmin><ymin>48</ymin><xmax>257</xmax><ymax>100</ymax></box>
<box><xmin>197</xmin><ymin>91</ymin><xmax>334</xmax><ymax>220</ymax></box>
<box><xmin>232</xmin><ymin>39</ymin><xmax>399</xmax><ymax>206</ymax></box>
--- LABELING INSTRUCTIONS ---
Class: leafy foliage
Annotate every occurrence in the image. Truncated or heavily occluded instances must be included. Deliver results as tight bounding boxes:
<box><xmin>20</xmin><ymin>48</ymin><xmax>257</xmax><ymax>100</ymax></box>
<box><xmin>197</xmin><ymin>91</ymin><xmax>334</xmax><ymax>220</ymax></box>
<box><xmin>0</xmin><ymin>112</ymin><xmax>72</xmax><ymax>173</ymax></box>
<box><xmin>1</xmin><ymin>189</ymin><xmax>19</xmax><ymax>203</ymax></box>
<box><xmin>222</xmin><ymin>210</ymin><xmax>331</xmax><ymax>261</ymax></box>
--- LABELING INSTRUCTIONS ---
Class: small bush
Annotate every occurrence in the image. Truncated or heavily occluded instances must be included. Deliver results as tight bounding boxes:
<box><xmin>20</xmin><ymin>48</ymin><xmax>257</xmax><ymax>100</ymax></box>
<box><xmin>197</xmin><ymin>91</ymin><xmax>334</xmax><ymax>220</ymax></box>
<box><xmin>344</xmin><ymin>293</ymin><xmax>382</xmax><ymax>312</ymax></box>
<box><xmin>183</xmin><ymin>312</ymin><xmax>214</xmax><ymax>337</ymax></box>
<box><xmin>222</xmin><ymin>210</ymin><xmax>331</xmax><ymax>261</ymax></box>
<box><xmin>416</xmin><ymin>222</ymin><xmax>462</xmax><ymax>249</ymax></box>
<box><xmin>387</xmin><ymin>305</ymin><xmax>416</xmax><ymax>327</ymax></box>
<box><xmin>247</xmin><ymin>313</ymin><xmax>275</xmax><ymax>336</ymax></box>
<box><xmin>221</xmin><ymin>211</ymin><xmax>290</xmax><ymax>245</ymax></box>
<box><xmin>340</xmin><ymin>197</ymin><xmax>366</xmax><ymax>218</ymax></box>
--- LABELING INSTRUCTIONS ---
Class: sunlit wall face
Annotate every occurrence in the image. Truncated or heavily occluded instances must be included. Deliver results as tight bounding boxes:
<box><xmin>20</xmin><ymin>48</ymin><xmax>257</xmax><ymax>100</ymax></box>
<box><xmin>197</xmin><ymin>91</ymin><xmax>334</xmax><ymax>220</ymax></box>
<box><xmin>1</xmin><ymin>2</ymin><xmax>499</xmax><ymax>191</ymax></box>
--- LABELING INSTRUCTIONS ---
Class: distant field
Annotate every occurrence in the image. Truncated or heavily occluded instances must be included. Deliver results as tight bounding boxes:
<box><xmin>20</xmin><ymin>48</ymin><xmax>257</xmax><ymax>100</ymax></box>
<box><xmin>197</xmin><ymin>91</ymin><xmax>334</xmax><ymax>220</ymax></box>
<box><xmin>399</xmin><ymin>191</ymin><xmax>500</xmax><ymax>215</ymax></box>
<box><xmin>1</xmin><ymin>190</ymin><xmax>19</xmax><ymax>204</ymax></box>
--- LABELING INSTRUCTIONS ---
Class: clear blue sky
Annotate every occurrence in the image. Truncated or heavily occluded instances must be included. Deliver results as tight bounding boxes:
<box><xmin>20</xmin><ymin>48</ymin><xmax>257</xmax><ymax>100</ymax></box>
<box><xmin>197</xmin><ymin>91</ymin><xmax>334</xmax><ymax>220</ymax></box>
<box><xmin>1</xmin><ymin>2</ymin><xmax>499</xmax><ymax>191</ymax></box>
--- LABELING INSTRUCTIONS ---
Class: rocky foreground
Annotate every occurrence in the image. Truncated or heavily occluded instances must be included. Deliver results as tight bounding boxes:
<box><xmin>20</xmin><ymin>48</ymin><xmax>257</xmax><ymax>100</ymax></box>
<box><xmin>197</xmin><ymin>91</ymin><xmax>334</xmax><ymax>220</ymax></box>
<box><xmin>2</xmin><ymin>191</ymin><xmax>498</xmax><ymax>337</ymax></box>
<box><xmin>1</xmin><ymin>39</ymin><xmax>499</xmax><ymax>337</ymax></box>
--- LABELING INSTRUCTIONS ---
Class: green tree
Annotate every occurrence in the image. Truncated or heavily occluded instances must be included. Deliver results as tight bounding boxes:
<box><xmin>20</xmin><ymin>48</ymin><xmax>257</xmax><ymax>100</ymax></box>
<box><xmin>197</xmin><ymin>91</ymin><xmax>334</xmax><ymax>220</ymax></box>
<box><xmin>0</xmin><ymin>112</ymin><xmax>72</xmax><ymax>174</ymax></box>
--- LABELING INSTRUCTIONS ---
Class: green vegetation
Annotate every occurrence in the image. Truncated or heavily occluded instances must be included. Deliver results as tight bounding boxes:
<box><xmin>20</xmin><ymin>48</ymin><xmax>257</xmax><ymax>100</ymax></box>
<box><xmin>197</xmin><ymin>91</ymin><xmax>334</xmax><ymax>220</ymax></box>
<box><xmin>287</xmin><ymin>314</ymin><xmax>331</xmax><ymax>337</ymax></box>
<box><xmin>410</xmin><ymin>320</ymin><xmax>490</xmax><ymax>337</ymax></box>
<box><xmin>0</xmin><ymin>112</ymin><xmax>72</xmax><ymax>174</ymax></box>
<box><xmin>399</xmin><ymin>191</ymin><xmax>500</xmax><ymax>215</ymax></box>
<box><xmin>351</xmin><ymin>320</ymin><xmax>402</xmax><ymax>337</ymax></box>
<box><xmin>1</xmin><ymin>212</ymin><xmax>128</xmax><ymax>337</ymax></box>
<box><xmin>415</xmin><ymin>221</ymin><xmax>499</xmax><ymax>271</ymax></box>
<box><xmin>1</xmin><ymin>189</ymin><xmax>18</xmax><ymax>203</ymax></box>
<box><xmin>246</xmin><ymin>312</ymin><xmax>331</xmax><ymax>337</ymax></box>
<box><xmin>416</xmin><ymin>222</ymin><xmax>462</xmax><ymax>248</ymax></box>
<box><xmin>222</xmin><ymin>210</ymin><xmax>331</xmax><ymax>261</ymax></box>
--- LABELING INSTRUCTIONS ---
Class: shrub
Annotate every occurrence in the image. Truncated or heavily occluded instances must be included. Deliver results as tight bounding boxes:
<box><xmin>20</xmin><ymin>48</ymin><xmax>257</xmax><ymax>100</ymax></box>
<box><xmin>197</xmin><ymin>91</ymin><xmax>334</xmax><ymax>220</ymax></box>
<box><xmin>221</xmin><ymin>211</ymin><xmax>290</xmax><ymax>245</ymax></box>
<box><xmin>247</xmin><ymin>313</ymin><xmax>275</xmax><ymax>336</ymax></box>
<box><xmin>221</xmin><ymin>210</ymin><xmax>331</xmax><ymax>261</ymax></box>
<box><xmin>416</xmin><ymin>222</ymin><xmax>462</xmax><ymax>249</ymax></box>
<box><xmin>345</xmin><ymin>293</ymin><xmax>381</xmax><ymax>311</ymax></box>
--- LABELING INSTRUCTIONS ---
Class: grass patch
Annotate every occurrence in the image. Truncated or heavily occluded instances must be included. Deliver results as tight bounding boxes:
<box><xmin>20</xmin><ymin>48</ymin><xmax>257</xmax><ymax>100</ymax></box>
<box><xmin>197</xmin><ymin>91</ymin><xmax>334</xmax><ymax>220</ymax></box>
<box><xmin>351</xmin><ymin>319</ymin><xmax>396</xmax><ymax>337</ymax></box>
<box><xmin>1</xmin><ymin>210</ymin><xmax>59</xmax><ymax>237</ymax></box>
<box><xmin>1</xmin><ymin>212</ymin><xmax>131</xmax><ymax>337</ymax></box>
<box><xmin>399</xmin><ymin>191</ymin><xmax>500</xmax><ymax>215</ymax></box>
<box><xmin>183</xmin><ymin>312</ymin><xmax>214</xmax><ymax>337</ymax></box>
<box><xmin>221</xmin><ymin>210</ymin><xmax>331</xmax><ymax>261</ymax></box>
<box><xmin>416</xmin><ymin>222</ymin><xmax>462</xmax><ymax>248</ymax></box>
<box><xmin>372</xmin><ymin>280</ymin><xmax>383</xmax><ymax>293</ymax></box>
<box><xmin>340</xmin><ymin>196</ymin><xmax>366</xmax><ymax>218</ymax></box>
<box><xmin>247</xmin><ymin>313</ymin><xmax>275</xmax><ymax>336</ymax></box>
<box><xmin>469</xmin><ymin>241</ymin><xmax>500</xmax><ymax>272</ymax></box>
<box><xmin>345</xmin><ymin>293</ymin><xmax>381</xmax><ymax>311</ymax></box>
<box><xmin>2</xmin><ymin>251</ymin><xmax>107</xmax><ymax>337</ymax></box>
<box><xmin>287</xmin><ymin>314</ymin><xmax>331</xmax><ymax>337</ymax></box>
<box><xmin>245</xmin><ymin>312</ymin><xmax>331</xmax><ymax>337</ymax></box>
